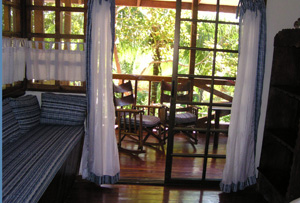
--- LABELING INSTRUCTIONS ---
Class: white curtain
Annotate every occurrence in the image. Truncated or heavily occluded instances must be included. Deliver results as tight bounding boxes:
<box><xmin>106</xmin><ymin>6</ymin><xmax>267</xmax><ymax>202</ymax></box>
<box><xmin>80</xmin><ymin>0</ymin><xmax>120</xmax><ymax>184</ymax></box>
<box><xmin>26</xmin><ymin>41</ymin><xmax>86</xmax><ymax>81</ymax></box>
<box><xmin>220</xmin><ymin>10</ymin><xmax>262</xmax><ymax>192</ymax></box>
<box><xmin>2</xmin><ymin>37</ymin><xmax>27</xmax><ymax>85</ymax></box>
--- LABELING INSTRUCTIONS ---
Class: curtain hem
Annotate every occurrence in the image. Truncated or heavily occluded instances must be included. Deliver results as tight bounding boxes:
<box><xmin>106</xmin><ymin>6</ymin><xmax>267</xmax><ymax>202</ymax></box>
<box><xmin>220</xmin><ymin>175</ymin><xmax>256</xmax><ymax>193</ymax></box>
<box><xmin>86</xmin><ymin>172</ymin><xmax>120</xmax><ymax>185</ymax></box>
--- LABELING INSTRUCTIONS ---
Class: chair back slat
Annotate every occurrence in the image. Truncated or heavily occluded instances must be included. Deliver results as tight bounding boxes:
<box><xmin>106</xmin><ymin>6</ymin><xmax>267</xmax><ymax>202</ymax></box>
<box><xmin>160</xmin><ymin>80</ymin><xmax>192</xmax><ymax>104</ymax></box>
<box><xmin>114</xmin><ymin>95</ymin><xmax>135</xmax><ymax>107</ymax></box>
<box><xmin>113</xmin><ymin>81</ymin><xmax>133</xmax><ymax>93</ymax></box>
<box><xmin>113</xmin><ymin>81</ymin><xmax>135</xmax><ymax>107</ymax></box>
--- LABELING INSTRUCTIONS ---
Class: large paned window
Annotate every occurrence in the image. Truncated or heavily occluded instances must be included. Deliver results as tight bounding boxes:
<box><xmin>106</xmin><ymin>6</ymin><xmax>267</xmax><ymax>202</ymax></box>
<box><xmin>2</xmin><ymin>0</ymin><xmax>88</xmax><ymax>94</ymax></box>
<box><xmin>27</xmin><ymin>0</ymin><xmax>87</xmax><ymax>92</ymax></box>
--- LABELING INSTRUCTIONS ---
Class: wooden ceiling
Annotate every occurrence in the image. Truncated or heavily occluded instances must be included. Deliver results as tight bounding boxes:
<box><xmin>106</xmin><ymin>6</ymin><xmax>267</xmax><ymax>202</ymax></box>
<box><xmin>115</xmin><ymin>0</ymin><xmax>238</xmax><ymax>13</ymax></box>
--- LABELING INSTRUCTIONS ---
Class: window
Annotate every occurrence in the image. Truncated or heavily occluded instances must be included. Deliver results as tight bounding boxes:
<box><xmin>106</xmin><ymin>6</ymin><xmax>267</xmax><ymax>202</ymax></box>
<box><xmin>27</xmin><ymin>0</ymin><xmax>87</xmax><ymax>92</ymax></box>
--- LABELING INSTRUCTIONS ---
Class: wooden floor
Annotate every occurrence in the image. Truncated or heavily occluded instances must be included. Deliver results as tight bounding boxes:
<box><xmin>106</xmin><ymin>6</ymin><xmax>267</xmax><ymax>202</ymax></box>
<box><xmin>119</xmin><ymin>132</ymin><xmax>227</xmax><ymax>182</ymax></box>
<box><xmin>65</xmin><ymin>132</ymin><xmax>268</xmax><ymax>202</ymax></box>
<box><xmin>65</xmin><ymin>179</ymin><xmax>268</xmax><ymax>203</ymax></box>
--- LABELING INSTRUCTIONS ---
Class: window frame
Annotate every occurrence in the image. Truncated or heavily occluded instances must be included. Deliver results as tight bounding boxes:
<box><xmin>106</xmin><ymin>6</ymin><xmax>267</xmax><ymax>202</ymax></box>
<box><xmin>2</xmin><ymin>0</ymin><xmax>88</xmax><ymax>94</ymax></box>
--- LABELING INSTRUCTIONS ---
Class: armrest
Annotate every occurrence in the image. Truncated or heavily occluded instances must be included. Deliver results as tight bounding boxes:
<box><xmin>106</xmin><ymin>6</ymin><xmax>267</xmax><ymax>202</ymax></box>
<box><xmin>115</xmin><ymin>108</ymin><xmax>143</xmax><ymax>113</ymax></box>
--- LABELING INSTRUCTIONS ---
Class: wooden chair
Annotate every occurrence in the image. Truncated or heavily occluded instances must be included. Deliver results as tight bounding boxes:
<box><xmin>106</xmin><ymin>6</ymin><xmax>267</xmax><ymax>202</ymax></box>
<box><xmin>160</xmin><ymin>80</ymin><xmax>200</xmax><ymax>144</ymax></box>
<box><xmin>113</xmin><ymin>81</ymin><xmax>165</xmax><ymax>153</ymax></box>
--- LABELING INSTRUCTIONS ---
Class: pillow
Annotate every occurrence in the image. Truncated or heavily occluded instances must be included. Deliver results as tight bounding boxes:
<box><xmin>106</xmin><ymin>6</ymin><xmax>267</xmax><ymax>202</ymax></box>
<box><xmin>9</xmin><ymin>95</ymin><xmax>41</xmax><ymax>134</ymax></box>
<box><xmin>40</xmin><ymin>93</ymin><xmax>87</xmax><ymax>125</ymax></box>
<box><xmin>2</xmin><ymin>98</ymin><xmax>21</xmax><ymax>143</ymax></box>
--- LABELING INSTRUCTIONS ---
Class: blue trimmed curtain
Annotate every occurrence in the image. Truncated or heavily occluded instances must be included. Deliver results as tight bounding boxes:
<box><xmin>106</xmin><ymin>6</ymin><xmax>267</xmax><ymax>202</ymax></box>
<box><xmin>220</xmin><ymin>0</ymin><xmax>266</xmax><ymax>193</ymax></box>
<box><xmin>80</xmin><ymin>0</ymin><xmax>120</xmax><ymax>185</ymax></box>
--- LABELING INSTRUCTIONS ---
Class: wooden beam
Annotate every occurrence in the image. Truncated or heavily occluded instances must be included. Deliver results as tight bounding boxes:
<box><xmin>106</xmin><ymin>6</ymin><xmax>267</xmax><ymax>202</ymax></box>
<box><xmin>189</xmin><ymin>0</ymin><xmax>198</xmax><ymax>76</ymax></box>
<box><xmin>115</xmin><ymin>0</ymin><xmax>237</xmax><ymax>14</ymax></box>
<box><xmin>112</xmin><ymin>74</ymin><xmax>235</xmax><ymax>86</ymax></box>
<box><xmin>137</xmin><ymin>0</ymin><xmax>142</xmax><ymax>7</ymax></box>
<box><xmin>28</xmin><ymin>33</ymin><xmax>85</xmax><ymax>39</ymax></box>
<box><xmin>34</xmin><ymin>0</ymin><xmax>44</xmax><ymax>46</ymax></box>
<box><xmin>64</xmin><ymin>0</ymin><xmax>72</xmax><ymax>45</ymax></box>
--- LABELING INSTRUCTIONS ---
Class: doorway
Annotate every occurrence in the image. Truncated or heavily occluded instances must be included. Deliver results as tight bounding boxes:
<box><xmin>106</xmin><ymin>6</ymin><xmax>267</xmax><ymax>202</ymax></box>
<box><xmin>114</xmin><ymin>0</ymin><xmax>239</xmax><ymax>184</ymax></box>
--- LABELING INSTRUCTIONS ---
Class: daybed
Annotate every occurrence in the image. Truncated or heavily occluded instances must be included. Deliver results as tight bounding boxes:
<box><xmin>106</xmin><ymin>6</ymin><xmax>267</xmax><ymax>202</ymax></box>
<box><xmin>2</xmin><ymin>93</ymin><xmax>86</xmax><ymax>203</ymax></box>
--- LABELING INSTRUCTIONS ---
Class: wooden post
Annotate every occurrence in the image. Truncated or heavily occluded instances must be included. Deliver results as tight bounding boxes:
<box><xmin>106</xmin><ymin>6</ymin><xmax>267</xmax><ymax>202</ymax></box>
<box><xmin>64</xmin><ymin>0</ymin><xmax>72</xmax><ymax>46</ymax></box>
<box><xmin>34</xmin><ymin>0</ymin><xmax>44</xmax><ymax>48</ymax></box>
<box><xmin>189</xmin><ymin>0</ymin><xmax>198</xmax><ymax>101</ymax></box>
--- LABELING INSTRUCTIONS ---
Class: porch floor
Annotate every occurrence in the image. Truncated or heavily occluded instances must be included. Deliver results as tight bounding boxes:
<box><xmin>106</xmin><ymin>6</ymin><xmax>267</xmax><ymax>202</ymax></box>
<box><xmin>118</xmin><ymin>131</ymin><xmax>228</xmax><ymax>182</ymax></box>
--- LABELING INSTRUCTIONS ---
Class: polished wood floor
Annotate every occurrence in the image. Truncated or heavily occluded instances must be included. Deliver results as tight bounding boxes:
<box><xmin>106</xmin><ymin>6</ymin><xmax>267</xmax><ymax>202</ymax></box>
<box><xmin>119</xmin><ymin>132</ymin><xmax>227</xmax><ymax>182</ymax></box>
<box><xmin>65</xmin><ymin>179</ymin><xmax>268</xmax><ymax>203</ymax></box>
<box><xmin>65</xmin><ymin>132</ymin><xmax>268</xmax><ymax>202</ymax></box>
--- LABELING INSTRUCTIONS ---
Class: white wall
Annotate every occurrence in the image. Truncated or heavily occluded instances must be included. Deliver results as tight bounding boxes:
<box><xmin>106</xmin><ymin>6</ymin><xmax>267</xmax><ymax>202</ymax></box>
<box><xmin>255</xmin><ymin>0</ymin><xmax>300</xmax><ymax>172</ymax></box>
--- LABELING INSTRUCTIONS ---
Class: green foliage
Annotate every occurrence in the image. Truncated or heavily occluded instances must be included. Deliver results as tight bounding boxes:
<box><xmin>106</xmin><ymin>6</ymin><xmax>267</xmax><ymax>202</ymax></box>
<box><xmin>115</xmin><ymin>7</ymin><xmax>239</xmax><ymax>116</ymax></box>
<box><xmin>44</xmin><ymin>11</ymin><xmax>55</xmax><ymax>34</ymax></box>
<box><xmin>115</xmin><ymin>6</ymin><xmax>175</xmax><ymax>75</ymax></box>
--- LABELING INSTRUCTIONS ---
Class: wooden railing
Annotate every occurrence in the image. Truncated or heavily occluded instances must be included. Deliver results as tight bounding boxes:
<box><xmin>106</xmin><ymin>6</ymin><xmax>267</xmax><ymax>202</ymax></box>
<box><xmin>113</xmin><ymin>73</ymin><xmax>235</xmax><ymax>106</ymax></box>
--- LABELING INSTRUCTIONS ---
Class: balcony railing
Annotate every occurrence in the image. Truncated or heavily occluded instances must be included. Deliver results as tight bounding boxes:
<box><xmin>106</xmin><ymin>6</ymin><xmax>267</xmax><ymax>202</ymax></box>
<box><xmin>113</xmin><ymin>73</ymin><xmax>235</xmax><ymax>104</ymax></box>
<box><xmin>113</xmin><ymin>73</ymin><xmax>235</xmax><ymax>127</ymax></box>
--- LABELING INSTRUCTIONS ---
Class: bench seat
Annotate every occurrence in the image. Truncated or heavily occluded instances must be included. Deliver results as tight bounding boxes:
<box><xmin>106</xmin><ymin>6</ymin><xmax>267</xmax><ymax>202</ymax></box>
<box><xmin>2</xmin><ymin>124</ymin><xmax>84</xmax><ymax>203</ymax></box>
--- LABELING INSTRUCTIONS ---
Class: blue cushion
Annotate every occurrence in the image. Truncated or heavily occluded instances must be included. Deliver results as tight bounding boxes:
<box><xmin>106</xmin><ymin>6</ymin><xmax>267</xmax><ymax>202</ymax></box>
<box><xmin>9</xmin><ymin>95</ymin><xmax>41</xmax><ymax>134</ymax></box>
<box><xmin>40</xmin><ymin>93</ymin><xmax>87</xmax><ymax>125</ymax></box>
<box><xmin>122</xmin><ymin>115</ymin><xmax>161</xmax><ymax>128</ymax></box>
<box><xmin>2</xmin><ymin>124</ymin><xmax>84</xmax><ymax>203</ymax></box>
<box><xmin>175</xmin><ymin>112</ymin><xmax>196</xmax><ymax>124</ymax></box>
<box><xmin>2</xmin><ymin>98</ymin><xmax>21</xmax><ymax>143</ymax></box>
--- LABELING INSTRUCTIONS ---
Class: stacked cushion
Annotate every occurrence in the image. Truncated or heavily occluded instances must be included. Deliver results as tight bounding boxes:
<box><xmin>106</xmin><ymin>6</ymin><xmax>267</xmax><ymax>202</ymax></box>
<box><xmin>2</xmin><ymin>93</ymin><xmax>87</xmax><ymax>203</ymax></box>
<box><xmin>9</xmin><ymin>95</ymin><xmax>41</xmax><ymax>134</ymax></box>
<box><xmin>40</xmin><ymin>93</ymin><xmax>87</xmax><ymax>125</ymax></box>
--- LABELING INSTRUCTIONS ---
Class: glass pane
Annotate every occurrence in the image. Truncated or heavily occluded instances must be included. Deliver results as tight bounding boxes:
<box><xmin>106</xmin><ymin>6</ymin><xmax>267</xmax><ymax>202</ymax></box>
<box><xmin>178</xmin><ymin>49</ymin><xmax>190</xmax><ymax>75</ymax></box>
<box><xmin>217</xmin><ymin>24</ymin><xmax>239</xmax><ymax>50</ymax></box>
<box><xmin>215</xmin><ymin>52</ymin><xmax>238</xmax><ymax>77</ymax></box>
<box><xmin>179</xmin><ymin>21</ymin><xmax>191</xmax><ymax>47</ymax></box>
<box><xmin>194</xmin><ymin>51</ymin><xmax>213</xmax><ymax>76</ymax></box>
<box><xmin>193</xmin><ymin>85</ymin><xmax>211</xmax><ymax>104</ymax></box>
<box><xmin>196</xmin><ymin>22</ymin><xmax>215</xmax><ymax>48</ymax></box>
<box><xmin>44</xmin><ymin>11</ymin><xmax>55</xmax><ymax>33</ymax></box>
<box><xmin>31</xmin><ymin>10</ymin><xmax>55</xmax><ymax>34</ymax></box>
<box><xmin>60</xmin><ymin>11</ymin><xmax>84</xmax><ymax>35</ymax></box>
<box><xmin>178</xmin><ymin>50</ymin><xmax>214</xmax><ymax>77</ymax></box>
<box><xmin>10</xmin><ymin>6</ymin><xmax>14</xmax><ymax>31</ymax></box>
<box><xmin>212</xmin><ymin>84</ymin><xmax>235</xmax><ymax>103</ymax></box>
